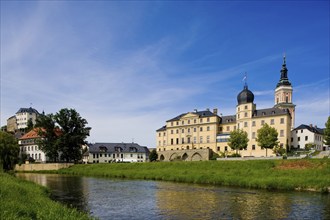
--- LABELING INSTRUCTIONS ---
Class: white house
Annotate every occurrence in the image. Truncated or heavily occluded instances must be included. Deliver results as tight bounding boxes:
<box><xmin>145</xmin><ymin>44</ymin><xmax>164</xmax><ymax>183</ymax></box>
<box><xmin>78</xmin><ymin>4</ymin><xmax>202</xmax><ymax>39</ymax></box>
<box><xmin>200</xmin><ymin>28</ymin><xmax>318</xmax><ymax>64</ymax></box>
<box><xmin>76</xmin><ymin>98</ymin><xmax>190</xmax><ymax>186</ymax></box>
<box><xmin>88</xmin><ymin>143</ymin><xmax>150</xmax><ymax>163</ymax></box>
<box><xmin>291</xmin><ymin>124</ymin><xmax>325</xmax><ymax>151</ymax></box>
<box><xmin>19</xmin><ymin>129</ymin><xmax>47</xmax><ymax>162</ymax></box>
<box><xmin>15</xmin><ymin>107</ymin><xmax>40</xmax><ymax>130</ymax></box>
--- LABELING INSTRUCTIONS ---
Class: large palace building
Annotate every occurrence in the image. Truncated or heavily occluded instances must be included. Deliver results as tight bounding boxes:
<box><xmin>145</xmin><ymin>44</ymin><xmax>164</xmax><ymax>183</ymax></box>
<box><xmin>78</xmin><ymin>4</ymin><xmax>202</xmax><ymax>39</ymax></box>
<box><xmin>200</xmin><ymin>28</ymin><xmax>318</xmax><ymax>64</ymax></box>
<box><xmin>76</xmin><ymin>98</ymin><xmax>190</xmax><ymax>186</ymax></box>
<box><xmin>156</xmin><ymin>56</ymin><xmax>295</xmax><ymax>160</ymax></box>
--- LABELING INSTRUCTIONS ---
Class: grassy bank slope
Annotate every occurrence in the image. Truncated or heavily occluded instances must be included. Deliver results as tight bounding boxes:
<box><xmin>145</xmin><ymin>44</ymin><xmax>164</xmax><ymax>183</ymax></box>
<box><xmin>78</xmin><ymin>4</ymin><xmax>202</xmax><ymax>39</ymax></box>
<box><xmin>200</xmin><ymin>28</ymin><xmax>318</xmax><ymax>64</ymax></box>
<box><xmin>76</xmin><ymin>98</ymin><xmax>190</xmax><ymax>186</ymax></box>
<box><xmin>0</xmin><ymin>172</ymin><xmax>93</xmax><ymax>220</ymax></box>
<box><xmin>53</xmin><ymin>159</ymin><xmax>330</xmax><ymax>192</ymax></box>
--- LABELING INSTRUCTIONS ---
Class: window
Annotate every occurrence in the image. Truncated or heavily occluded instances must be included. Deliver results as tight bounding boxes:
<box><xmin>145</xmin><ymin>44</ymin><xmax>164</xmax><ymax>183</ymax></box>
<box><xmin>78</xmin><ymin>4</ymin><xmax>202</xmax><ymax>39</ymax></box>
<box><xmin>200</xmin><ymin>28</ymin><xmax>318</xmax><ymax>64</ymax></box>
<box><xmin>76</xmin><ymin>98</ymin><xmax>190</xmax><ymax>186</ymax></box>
<box><xmin>225</xmin><ymin>146</ymin><xmax>228</xmax><ymax>151</ymax></box>
<box><xmin>207</xmin><ymin>118</ymin><xmax>210</xmax><ymax>122</ymax></box>
<box><xmin>280</xmin><ymin>118</ymin><xmax>284</xmax><ymax>124</ymax></box>
<box><xmin>176</xmin><ymin>121</ymin><xmax>179</xmax><ymax>125</ymax></box>
<box><xmin>207</xmin><ymin>136</ymin><xmax>210</xmax><ymax>143</ymax></box>
<box><xmin>286</xmin><ymin>96</ymin><xmax>289</xmax><ymax>103</ymax></box>
<box><xmin>252</xmin><ymin>132</ymin><xmax>256</xmax><ymax>139</ymax></box>
<box><xmin>171</xmin><ymin>139</ymin><xmax>174</xmax><ymax>145</ymax></box>
<box><xmin>244</xmin><ymin>122</ymin><xmax>248</xmax><ymax>127</ymax></box>
<box><xmin>291</xmin><ymin>137</ymin><xmax>293</xmax><ymax>142</ymax></box>
<box><xmin>159</xmin><ymin>133</ymin><xmax>161</xmax><ymax>137</ymax></box>
<box><xmin>182</xmin><ymin>138</ymin><xmax>185</xmax><ymax>144</ymax></box>
<box><xmin>301</xmin><ymin>130</ymin><xmax>303</xmax><ymax>133</ymax></box>
<box><xmin>163</xmin><ymin>140</ymin><xmax>166</xmax><ymax>146</ymax></box>
<box><xmin>182</xmin><ymin>129</ymin><xmax>184</xmax><ymax>133</ymax></box>
<box><xmin>252</xmin><ymin>145</ymin><xmax>256</xmax><ymax>150</ymax></box>
<box><xmin>252</xmin><ymin>121</ymin><xmax>256</xmax><ymax>127</ymax></box>
<box><xmin>207</xmin><ymin>126</ymin><xmax>210</xmax><ymax>131</ymax></box>
<box><xmin>176</xmin><ymin>138</ymin><xmax>179</xmax><ymax>144</ymax></box>
<box><xmin>188</xmin><ymin>120</ymin><xmax>190</xmax><ymax>124</ymax></box>
<box><xmin>200</xmin><ymin>118</ymin><xmax>203</xmax><ymax>123</ymax></box>
<box><xmin>176</xmin><ymin>129</ymin><xmax>179</xmax><ymax>134</ymax></box>
<box><xmin>171</xmin><ymin>130</ymin><xmax>173</xmax><ymax>134</ymax></box>
<box><xmin>131</xmin><ymin>154</ymin><xmax>133</xmax><ymax>157</ymax></box>
<box><xmin>280</xmin><ymin>130</ymin><xmax>284</xmax><ymax>137</ymax></box>
<box><xmin>244</xmin><ymin>112</ymin><xmax>248</xmax><ymax>117</ymax></box>
<box><xmin>226</xmin><ymin>126</ymin><xmax>230</xmax><ymax>131</ymax></box>
<box><xmin>158</xmin><ymin>141</ymin><xmax>161</xmax><ymax>146</ymax></box>
<box><xmin>194</xmin><ymin>119</ymin><xmax>196</xmax><ymax>124</ymax></box>
<box><xmin>200</xmin><ymin>127</ymin><xmax>203</xmax><ymax>132</ymax></box>
<box><xmin>237</xmin><ymin>114</ymin><xmax>240</xmax><ymax>119</ymax></box>
<box><xmin>182</xmin><ymin>121</ymin><xmax>184</xmax><ymax>125</ymax></box>
<box><xmin>261</xmin><ymin>120</ymin><xmax>265</xmax><ymax>125</ymax></box>
<box><xmin>270</xmin><ymin>119</ymin><xmax>274</xmax><ymax>125</ymax></box>
<box><xmin>245</xmin><ymin>105</ymin><xmax>248</xmax><ymax>109</ymax></box>
<box><xmin>194</xmin><ymin>127</ymin><xmax>197</xmax><ymax>132</ymax></box>
<box><xmin>200</xmin><ymin>136</ymin><xmax>203</xmax><ymax>143</ymax></box>
<box><xmin>305</xmin><ymin>136</ymin><xmax>308</xmax><ymax>141</ymax></box>
<box><xmin>217</xmin><ymin>147</ymin><xmax>220</xmax><ymax>151</ymax></box>
<box><xmin>193</xmin><ymin>136</ymin><xmax>196</xmax><ymax>144</ymax></box>
<box><xmin>171</xmin><ymin>122</ymin><xmax>173</xmax><ymax>126</ymax></box>
<box><xmin>238</xmin><ymin>107</ymin><xmax>240</xmax><ymax>111</ymax></box>
<box><xmin>188</xmin><ymin>128</ymin><xmax>190</xmax><ymax>133</ymax></box>
<box><xmin>187</xmin><ymin>137</ymin><xmax>191</xmax><ymax>143</ymax></box>
<box><xmin>298</xmin><ymin>137</ymin><xmax>300</xmax><ymax>141</ymax></box>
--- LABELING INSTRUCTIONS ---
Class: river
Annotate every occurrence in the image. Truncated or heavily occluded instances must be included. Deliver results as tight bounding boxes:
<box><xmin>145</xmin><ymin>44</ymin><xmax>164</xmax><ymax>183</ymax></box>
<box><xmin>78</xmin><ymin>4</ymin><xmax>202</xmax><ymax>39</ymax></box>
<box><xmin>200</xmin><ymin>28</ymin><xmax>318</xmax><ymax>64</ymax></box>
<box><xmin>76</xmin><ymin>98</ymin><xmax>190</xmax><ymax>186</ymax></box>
<box><xmin>16</xmin><ymin>173</ymin><xmax>330</xmax><ymax>220</ymax></box>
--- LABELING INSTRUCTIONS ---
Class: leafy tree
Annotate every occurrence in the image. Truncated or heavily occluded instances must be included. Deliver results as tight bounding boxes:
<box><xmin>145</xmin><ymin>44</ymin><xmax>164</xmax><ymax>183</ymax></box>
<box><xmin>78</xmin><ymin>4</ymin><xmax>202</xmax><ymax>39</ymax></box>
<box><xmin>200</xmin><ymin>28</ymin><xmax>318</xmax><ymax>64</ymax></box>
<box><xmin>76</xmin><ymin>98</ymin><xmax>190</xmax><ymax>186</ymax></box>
<box><xmin>35</xmin><ymin>113</ymin><xmax>60</xmax><ymax>162</ymax></box>
<box><xmin>0</xmin><ymin>131</ymin><xmax>20</xmax><ymax>171</ymax></box>
<box><xmin>36</xmin><ymin>109</ymin><xmax>91</xmax><ymax>163</ymax></box>
<box><xmin>228</xmin><ymin>129</ymin><xmax>249</xmax><ymax>155</ymax></box>
<box><xmin>149</xmin><ymin>149</ymin><xmax>158</xmax><ymax>162</ymax></box>
<box><xmin>256</xmin><ymin>123</ymin><xmax>279</xmax><ymax>157</ymax></box>
<box><xmin>54</xmin><ymin>109</ymin><xmax>91</xmax><ymax>163</ymax></box>
<box><xmin>324</xmin><ymin>116</ymin><xmax>330</xmax><ymax>146</ymax></box>
<box><xmin>25</xmin><ymin>118</ymin><xmax>34</xmax><ymax>133</ymax></box>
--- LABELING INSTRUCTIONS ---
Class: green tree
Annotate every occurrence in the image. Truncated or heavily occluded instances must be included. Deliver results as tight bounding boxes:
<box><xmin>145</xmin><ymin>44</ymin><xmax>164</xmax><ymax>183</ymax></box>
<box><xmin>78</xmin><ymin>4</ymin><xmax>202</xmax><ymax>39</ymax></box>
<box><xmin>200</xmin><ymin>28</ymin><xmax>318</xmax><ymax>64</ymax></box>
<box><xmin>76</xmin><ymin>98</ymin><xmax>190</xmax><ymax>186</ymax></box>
<box><xmin>324</xmin><ymin>116</ymin><xmax>330</xmax><ymax>146</ymax></box>
<box><xmin>228</xmin><ymin>129</ymin><xmax>249</xmax><ymax>155</ymax></box>
<box><xmin>25</xmin><ymin>118</ymin><xmax>34</xmax><ymax>133</ymax></box>
<box><xmin>149</xmin><ymin>149</ymin><xmax>158</xmax><ymax>162</ymax></box>
<box><xmin>36</xmin><ymin>109</ymin><xmax>91</xmax><ymax>163</ymax></box>
<box><xmin>54</xmin><ymin>109</ymin><xmax>91</xmax><ymax>163</ymax></box>
<box><xmin>36</xmin><ymin>113</ymin><xmax>60</xmax><ymax>162</ymax></box>
<box><xmin>256</xmin><ymin>123</ymin><xmax>279</xmax><ymax>157</ymax></box>
<box><xmin>0</xmin><ymin>131</ymin><xmax>20</xmax><ymax>171</ymax></box>
<box><xmin>305</xmin><ymin>143</ymin><xmax>316</xmax><ymax>151</ymax></box>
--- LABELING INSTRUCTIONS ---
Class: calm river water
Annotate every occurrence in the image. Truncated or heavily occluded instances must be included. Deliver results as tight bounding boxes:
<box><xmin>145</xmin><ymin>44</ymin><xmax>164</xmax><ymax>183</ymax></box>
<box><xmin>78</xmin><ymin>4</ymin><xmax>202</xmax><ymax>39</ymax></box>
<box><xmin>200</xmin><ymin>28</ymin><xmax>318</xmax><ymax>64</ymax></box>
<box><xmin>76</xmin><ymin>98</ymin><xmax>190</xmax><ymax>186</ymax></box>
<box><xmin>16</xmin><ymin>173</ymin><xmax>330</xmax><ymax>220</ymax></box>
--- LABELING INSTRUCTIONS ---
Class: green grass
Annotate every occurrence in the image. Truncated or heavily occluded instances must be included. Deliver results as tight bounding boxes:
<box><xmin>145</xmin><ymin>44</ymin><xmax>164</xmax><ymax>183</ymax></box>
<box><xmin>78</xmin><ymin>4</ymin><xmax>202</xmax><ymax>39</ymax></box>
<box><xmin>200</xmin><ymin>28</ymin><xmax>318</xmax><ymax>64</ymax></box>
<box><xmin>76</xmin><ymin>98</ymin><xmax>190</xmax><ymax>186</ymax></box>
<box><xmin>43</xmin><ymin>158</ymin><xmax>330</xmax><ymax>192</ymax></box>
<box><xmin>0</xmin><ymin>172</ymin><xmax>94</xmax><ymax>220</ymax></box>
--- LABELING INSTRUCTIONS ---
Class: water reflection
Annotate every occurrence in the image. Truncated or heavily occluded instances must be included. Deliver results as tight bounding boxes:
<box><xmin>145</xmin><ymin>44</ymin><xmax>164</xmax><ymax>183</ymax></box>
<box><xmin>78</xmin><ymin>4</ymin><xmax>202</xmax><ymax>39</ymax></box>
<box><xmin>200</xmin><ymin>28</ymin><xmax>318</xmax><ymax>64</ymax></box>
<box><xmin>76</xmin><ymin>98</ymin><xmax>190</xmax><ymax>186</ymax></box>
<box><xmin>16</xmin><ymin>173</ymin><xmax>330</xmax><ymax>220</ymax></box>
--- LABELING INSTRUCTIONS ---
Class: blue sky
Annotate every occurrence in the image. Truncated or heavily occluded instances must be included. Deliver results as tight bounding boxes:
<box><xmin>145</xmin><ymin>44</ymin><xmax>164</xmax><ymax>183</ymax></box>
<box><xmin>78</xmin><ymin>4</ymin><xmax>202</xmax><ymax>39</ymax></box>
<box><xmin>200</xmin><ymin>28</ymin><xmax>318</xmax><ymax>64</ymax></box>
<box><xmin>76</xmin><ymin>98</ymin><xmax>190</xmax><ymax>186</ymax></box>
<box><xmin>1</xmin><ymin>1</ymin><xmax>329</xmax><ymax>147</ymax></box>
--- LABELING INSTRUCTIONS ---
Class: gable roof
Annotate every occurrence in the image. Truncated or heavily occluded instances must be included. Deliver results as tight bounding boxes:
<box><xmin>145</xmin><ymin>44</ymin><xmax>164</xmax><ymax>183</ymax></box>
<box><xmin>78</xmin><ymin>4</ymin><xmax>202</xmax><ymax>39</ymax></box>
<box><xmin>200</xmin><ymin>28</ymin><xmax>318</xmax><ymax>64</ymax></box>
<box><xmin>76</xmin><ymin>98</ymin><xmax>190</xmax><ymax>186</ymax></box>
<box><xmin>89</xmin><ymin>143</ymin><xmax>149</xmax><ymax>154</ymax></box>
<box><xmin>19</xmin><ymin>129</ymin><xmax>42</xmax><ymax>140</ymax></box>
<box><xmin>16</xmin><ymin>107</ymin><xmax>39</xmax><ymax>114</ymax></box>
<box><xmin>293</xmin><ymin>124</ymin><xmax>324</xmax><ymax>135</ymax></box>
<box><xmin>166</xmin><ymin>110</ymin><xmax>218</xmax><ymax>122</ymax></box>
<box><xmin>252</xmin><ymin>107</ymin><xmax>290</xmax><ymax>118</ymax></box>
<box><xmin>156</xmin><ymin>125</ymin><xmax>166</xmax><ymax>132</ymax></box>
<box><xmin>220</xmin><ymin>115</ymin><xmax>236</xmax><ymax>124</ymax></box>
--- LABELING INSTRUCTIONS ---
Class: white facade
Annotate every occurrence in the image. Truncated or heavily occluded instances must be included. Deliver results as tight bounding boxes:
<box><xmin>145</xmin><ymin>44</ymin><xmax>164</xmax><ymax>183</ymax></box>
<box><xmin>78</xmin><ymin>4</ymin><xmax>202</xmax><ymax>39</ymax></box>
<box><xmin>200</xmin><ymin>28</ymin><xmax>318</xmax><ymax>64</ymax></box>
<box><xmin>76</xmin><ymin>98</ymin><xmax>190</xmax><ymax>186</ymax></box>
<box><xmin>19</xmin><ymin>141</ymin><xmax>47</xmax><ymax>162</ymax></box>
<box><xmin>291</xmin><ymin>124</ymin><xmax>324</xmax><ymax>150</ymax></box>
<box><xmin>15</xmin><ymin>108</ymin><xmax>39</xmax><ymax>130</ymax></box>
<box><xmin>88</xmin><ymin>143</ymin><xmax>149</xmax><ymax>163</ymax></box>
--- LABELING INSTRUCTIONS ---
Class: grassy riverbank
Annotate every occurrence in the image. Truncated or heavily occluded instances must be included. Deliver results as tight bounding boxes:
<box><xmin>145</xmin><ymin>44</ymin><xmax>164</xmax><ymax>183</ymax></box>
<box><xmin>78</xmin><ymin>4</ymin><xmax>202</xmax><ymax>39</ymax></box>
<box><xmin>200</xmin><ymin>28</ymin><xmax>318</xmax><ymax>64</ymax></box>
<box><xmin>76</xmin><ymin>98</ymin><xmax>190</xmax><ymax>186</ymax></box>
<box><xmin>50</xmin><ymin>159</ymin><xmax>330</xmax><ymax>192</ymax></box>
<box><xmin>0</xmin><ymin>172</ymin><xmax>94</xmax><ymax>220</ymax></box>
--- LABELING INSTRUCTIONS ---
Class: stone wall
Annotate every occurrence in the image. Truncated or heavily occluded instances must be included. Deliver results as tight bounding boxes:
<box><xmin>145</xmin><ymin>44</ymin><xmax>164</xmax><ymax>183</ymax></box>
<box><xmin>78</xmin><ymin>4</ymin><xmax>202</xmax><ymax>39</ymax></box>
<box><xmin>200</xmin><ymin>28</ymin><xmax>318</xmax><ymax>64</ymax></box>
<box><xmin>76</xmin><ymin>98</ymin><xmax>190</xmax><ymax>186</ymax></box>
<box><xmin>158</xmin><ymin>148</ymin><xmax>211</xmax><ymax>161</ymax></box>
<box><xmin>15</xmin><ymin>163</ymin><xmax>74</xmax><ymax>171</ymax></box>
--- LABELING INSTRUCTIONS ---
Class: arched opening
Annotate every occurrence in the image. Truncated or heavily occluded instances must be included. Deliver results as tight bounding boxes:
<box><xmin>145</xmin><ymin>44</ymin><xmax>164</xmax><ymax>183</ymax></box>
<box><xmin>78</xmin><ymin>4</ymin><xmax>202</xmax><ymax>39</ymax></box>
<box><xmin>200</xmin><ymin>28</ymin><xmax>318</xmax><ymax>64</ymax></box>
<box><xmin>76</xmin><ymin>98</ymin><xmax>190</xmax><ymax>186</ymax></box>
<box><xmin>160</xmin><ymin>155</ymin><xmax>165</xmax><ymax>161</ymax></box>
<box><xmin>191</xmin><ymin>153</ymin><xmax>202</xmax><ymax>161</ymax></box>
<box><xmin>169</xmin><ymin>153</ymin><xmax>178</xmax><ymax>161</ymax></box>
<box><xmin>182</xmin><ymin>153</ymin><xmax>188</xmax><ymax>161</ymax></box>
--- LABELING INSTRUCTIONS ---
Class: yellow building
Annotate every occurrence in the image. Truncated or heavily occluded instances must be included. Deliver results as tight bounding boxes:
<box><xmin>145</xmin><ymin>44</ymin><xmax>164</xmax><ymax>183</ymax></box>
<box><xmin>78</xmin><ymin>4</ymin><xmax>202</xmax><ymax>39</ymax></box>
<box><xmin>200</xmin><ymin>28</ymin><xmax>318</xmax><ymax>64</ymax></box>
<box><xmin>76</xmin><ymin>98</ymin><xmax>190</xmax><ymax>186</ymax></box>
<box><xmin>156</xmin><ymin>57</ymin><xmax>294</xmax><ymax>159</ymax></box>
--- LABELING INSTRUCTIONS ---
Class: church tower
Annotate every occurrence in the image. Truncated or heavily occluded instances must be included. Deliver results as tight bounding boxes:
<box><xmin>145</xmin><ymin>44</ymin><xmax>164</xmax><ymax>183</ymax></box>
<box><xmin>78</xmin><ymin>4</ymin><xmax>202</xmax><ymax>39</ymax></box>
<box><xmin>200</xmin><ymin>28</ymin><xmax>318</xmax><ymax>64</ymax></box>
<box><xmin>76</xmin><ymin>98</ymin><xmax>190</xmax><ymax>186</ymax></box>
<box><xmin>274</xmin><ymin>55</ymin><xmax>295</xmax><ymax>129</ymax></box>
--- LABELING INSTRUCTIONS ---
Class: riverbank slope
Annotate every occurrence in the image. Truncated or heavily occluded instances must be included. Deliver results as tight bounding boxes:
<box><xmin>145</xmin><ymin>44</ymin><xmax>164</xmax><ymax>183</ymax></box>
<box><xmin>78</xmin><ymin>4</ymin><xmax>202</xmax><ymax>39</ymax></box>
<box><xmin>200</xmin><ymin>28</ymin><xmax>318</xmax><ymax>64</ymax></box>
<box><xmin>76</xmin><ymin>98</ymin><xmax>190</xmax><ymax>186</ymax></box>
<box><xmin>50</xmin><ymin>159</ymin><xmax>330</xmax><ymax>192</ymax></box>
<box><xmin>0</xmin><ymin>172</ymin><xmax>93</xmax><ymax>220</ymax></box>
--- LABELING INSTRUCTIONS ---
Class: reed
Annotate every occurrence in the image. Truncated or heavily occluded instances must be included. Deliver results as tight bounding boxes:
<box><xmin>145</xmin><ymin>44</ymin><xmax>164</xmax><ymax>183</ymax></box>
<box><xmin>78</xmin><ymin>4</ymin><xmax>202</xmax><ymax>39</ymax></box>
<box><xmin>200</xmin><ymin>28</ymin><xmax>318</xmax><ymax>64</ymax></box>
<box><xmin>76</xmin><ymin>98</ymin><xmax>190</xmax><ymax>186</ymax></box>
<box><xmin>0</xmin><ymin>172</ymin><xmax>94</xmax><ymax>220</ymax></box>
<box><xmin>41</xmin><ymin>159</ymin><xmax>329</xmax><ymax>192</ymax></box>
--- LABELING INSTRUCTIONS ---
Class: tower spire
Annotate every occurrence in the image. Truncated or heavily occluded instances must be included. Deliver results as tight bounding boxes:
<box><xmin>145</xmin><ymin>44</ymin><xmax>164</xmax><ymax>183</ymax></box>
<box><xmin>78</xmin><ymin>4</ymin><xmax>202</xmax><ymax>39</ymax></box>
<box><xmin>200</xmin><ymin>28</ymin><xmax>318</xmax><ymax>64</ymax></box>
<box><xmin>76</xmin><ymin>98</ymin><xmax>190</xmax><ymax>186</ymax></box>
<box><xmin>276</xmin><ymin>54</ymin><xmax>291</xmax><ymax>88</ymax></box>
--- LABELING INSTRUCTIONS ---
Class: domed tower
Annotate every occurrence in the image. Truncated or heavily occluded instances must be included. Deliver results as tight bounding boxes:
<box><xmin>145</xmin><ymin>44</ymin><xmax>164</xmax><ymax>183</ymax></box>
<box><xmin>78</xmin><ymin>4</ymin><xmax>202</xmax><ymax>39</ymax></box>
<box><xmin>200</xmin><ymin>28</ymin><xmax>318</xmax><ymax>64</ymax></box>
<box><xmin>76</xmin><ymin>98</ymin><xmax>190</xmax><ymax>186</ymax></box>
<box><xmin>236</xmin><ymin>81</ymin><xmax>256</xmax><ymax>130</ymax></box>
<box><xmin>274</xmin><ymin>55</ymin><xmax>295</xmax><ymax>129</ymax></box>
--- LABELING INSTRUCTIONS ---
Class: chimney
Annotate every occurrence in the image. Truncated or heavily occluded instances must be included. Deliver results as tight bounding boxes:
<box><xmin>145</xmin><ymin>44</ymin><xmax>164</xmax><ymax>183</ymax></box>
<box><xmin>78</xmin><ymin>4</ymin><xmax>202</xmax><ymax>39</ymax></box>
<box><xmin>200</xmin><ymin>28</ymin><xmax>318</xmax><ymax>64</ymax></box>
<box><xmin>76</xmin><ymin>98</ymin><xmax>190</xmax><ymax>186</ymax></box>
<box><xmin>213</xmin><ymin>108</ymin><xmax>218</xmax><ymax>115</ymax></box>
<box><xmin>206</xmin><ymin>108</ymin><xmax>210</xmax><ymax>111</ymax></box>
<box><xmin>310</xmin><ymin>124</ymin><xmax>313</xmax><ymax>128</ymax></box>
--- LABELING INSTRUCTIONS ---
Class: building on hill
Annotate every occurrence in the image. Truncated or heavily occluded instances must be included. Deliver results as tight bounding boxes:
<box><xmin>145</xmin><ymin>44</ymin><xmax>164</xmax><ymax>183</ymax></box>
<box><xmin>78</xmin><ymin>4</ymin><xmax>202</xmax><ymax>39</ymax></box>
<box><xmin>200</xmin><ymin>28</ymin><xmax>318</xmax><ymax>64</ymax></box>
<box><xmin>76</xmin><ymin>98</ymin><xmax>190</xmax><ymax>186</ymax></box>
<box><xmin>7</xmin><ymin>107</ymin><xmax>40</xmax><ymax>132</ymax></box>
<box><xmin>291</xmin><ymin>124</ymin><xmax>325</xmax><ymax>151</ymax></box>
<box><xmin>156</xmin><ymin>56</ymin><xmax>294</xmax><ymax>160</ymax></box>
<box><xmin>88</xmin><ymin>143</ymin><xmax>150</xmax><ymax>163</ymax></box>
